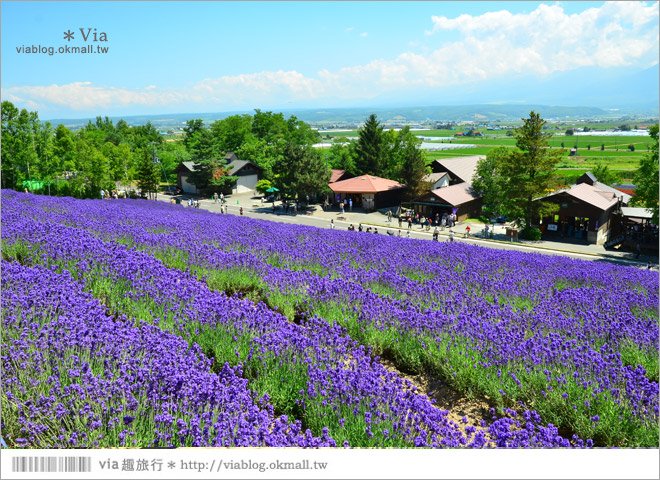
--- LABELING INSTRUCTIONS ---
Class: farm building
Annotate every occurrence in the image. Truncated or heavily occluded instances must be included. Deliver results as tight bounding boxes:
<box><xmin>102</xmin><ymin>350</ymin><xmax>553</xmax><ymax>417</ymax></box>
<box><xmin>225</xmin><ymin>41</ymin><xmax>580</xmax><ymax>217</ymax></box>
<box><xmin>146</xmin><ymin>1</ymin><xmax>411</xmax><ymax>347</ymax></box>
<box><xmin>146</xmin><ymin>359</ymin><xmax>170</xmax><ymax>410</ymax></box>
<box><xmin>411</xmin><ymin>183</ymin><xmax>483</xmax><ymax>221</ymax></box>
<box><xmin>423</xmin><ymin>172</ymin><xmax>450</xmax><ymax>189</ymax></box>
<box><xmin>328</xmin><ymin>175</ymin><xmax>406</xmax><ymax>211</ymax></box>
<box><xmin>175</xmin><ymin>152</ymin><xmax>263</xmax><ymax>195</ymax></box>
<box><xmin>576</xmin><ymin>172</ymin><xmax>633</xmax><ymax>204</ymax></box>
<box><xmin>607</xmin><ymin>207</ymin><xmax>658</xmax><ymax>254</ymax></box>
<box><xmin>223</xmin><ymin>153</ymin><xmax>263</xmax><ymax>193</ymax></box>
<box><xmin>533</xmin><ymin>182</ymin><xmax>623</xmax><ymax>245</ymax></box>
<box><xmin>431</xmin><ymin>155</ymin><xmax>484</xmax><ymax>185</ymax></box>
<box><xmin>411</xmin><ymin>155</ymin><xmax>485</xmax><ymax>220</ymax></box>
<box><xmin>174</xmin><ymin>161</ymin><xmax>199</xmax><ymax>194</ymax></box>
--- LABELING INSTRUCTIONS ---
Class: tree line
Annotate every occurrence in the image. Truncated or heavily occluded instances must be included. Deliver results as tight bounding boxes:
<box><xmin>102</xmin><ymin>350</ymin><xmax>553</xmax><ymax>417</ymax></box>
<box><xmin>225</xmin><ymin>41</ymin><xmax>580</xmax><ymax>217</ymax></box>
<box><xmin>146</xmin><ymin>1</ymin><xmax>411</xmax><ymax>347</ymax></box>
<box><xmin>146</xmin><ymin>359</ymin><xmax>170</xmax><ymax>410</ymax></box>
<box><xmin>1</xmin><ymin>102</ymin><xmax>430</xmax><ymax>201</ymax></box>
<box><xmin>1</xmin><ymin>100</ymin><xmax>173</xmax><ymax>198</ymax></box>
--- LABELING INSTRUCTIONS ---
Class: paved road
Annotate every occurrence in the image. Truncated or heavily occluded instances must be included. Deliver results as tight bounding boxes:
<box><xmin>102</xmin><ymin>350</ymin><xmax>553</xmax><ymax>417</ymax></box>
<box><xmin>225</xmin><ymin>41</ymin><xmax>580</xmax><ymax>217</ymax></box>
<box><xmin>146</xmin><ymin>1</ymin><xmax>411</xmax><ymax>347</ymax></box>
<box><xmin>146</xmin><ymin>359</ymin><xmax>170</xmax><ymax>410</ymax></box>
<box><xmin>163</xmin><ymin>194</ymin><xmax>656</xmax><ymax>269</ymax></box>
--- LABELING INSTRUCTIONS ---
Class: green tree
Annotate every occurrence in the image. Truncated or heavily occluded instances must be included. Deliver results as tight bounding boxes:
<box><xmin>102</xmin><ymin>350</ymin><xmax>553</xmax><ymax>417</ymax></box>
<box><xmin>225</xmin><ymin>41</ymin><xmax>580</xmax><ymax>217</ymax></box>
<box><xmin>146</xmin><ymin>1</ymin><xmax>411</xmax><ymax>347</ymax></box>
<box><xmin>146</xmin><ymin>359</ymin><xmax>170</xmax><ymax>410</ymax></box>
<box><xmin>158</xmin><ymin>141</ymin><xmax>190</xmax><ymax>183</ymax></box>
<box><xmin>210</xmin><ymin>114</ymin><xmax>254</xmax><ymax>153</ymax></box>
<box><xmin>355</xmin><ymin>114</ymin><xmax>385</xmax><ymax>176</ymax></box>
<box><xmin>136</xmin><ymin>149</ymin><xmax>160</xmax><ymax>199</ymax></box>
<box><xmin>186</xmin><ymin>127</ymin><xmax>215</xmax><ymax>161</ymax></box>
<box><xmin>237</xmin><ymin>137</ymin><xmax>279</xmax><ymax>181</ymax></box>
<box><xmin>33</xmin><ymin>120</ymin><xmax>57</xmax><ymax>194</ymax></box>
<box><xmin>186</xmin><ymin>159</ymin><xmax>217</xmax><ymax>192</ymax></box>
<box><xmin>285</xmin><ymin>115</ymin><xmax>318</xmax><ymax>146</ymax></box>
<box><xmin>255</xmin><ymin>179</ymin><xmax>273</xmax><ymax>195</ymax></box>
<box><xmin>472</xmin><ymin>147</ymin><xmax>508</xmax><ymax>216</ymax></box>
<box><xmin>395</xmin><ymin>127</ymin><xmax>429</xmax><ymax>200</ymax></box>
<box><xmin>273</xmin><ymin>142</ymin><xmax>330</xmax><ymax>198</ymax></box>
<box><xmin>1</xmin><ymin>101</ymin><xmax>20</xmax><ymax>188</ymax></box>
<box><xmin>632</xmin><ymin>123</ymin><xmax>659</xmax><ymax>223</ymax></box>
<box><xmin>592</xmin><ymin>164</ymin><xmax>620</xmax><ymax>186</ymax></box>
<box><xmin>207</xmin><ymin>165</ymin><xmax>239</xmax><ymax>196</ymax></box>
<box><xmin>251</xmin><ymin>110</ymin><xmax>287</xmax><ymax>144</ymax></box>
<box><xmin>473</xmin><ymin>111</ymin><xmax>564</xmax><ymax>230</ymax></box>
<box><xmin>53</xmin><ymin>123</ymin><xmax>77</xmax><ymax>173</ymax></box>
<box><xmin>327</xmin><ymin>139</ymin><xmax>357</xmax><ymax>175</ymax></box>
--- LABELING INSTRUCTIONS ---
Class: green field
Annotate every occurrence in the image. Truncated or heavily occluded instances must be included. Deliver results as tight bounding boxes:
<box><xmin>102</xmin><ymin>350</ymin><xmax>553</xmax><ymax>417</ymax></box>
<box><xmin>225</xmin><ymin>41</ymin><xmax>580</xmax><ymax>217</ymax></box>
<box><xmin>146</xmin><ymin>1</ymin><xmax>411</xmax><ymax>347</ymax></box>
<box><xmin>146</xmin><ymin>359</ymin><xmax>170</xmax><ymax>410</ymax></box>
<box><xmin>319</xmin><ymin>126</ymin><xmax>648</xmax><ymax>183</ymax></box>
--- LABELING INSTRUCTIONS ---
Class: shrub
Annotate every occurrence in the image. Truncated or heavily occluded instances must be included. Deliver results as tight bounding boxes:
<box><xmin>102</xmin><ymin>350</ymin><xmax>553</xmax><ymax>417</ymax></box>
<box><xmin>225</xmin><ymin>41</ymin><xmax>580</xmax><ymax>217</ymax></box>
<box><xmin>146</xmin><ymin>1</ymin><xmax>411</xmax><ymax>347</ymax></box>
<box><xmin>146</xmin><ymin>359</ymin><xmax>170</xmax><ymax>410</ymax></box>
<box><xmin>520</xmin><ymin>227</ymin><xmax>542</xmax><ymax>241</ymax></box>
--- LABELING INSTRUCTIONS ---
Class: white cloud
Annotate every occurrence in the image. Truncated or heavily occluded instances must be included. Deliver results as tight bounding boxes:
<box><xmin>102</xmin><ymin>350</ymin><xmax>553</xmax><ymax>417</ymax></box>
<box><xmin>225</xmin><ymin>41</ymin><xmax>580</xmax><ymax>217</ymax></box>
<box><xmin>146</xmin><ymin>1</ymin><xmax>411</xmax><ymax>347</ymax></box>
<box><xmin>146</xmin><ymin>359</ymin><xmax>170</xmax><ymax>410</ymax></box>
<box><xmin>427</xmin><ymin>1</ymin><xmax>659</xmax><ymax>72</ymax></box>
<box><xmin>3</xmin><ymin>2</ymin><xmax>658</xmax><ymax>113</ymax></box>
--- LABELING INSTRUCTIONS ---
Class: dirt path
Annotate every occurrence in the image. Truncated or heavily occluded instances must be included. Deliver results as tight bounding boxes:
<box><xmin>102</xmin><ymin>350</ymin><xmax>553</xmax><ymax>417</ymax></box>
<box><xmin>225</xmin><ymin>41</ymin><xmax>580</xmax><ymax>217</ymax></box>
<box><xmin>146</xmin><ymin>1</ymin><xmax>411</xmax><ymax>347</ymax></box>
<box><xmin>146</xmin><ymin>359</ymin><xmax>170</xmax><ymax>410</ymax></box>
<box><xmin>379</xmin><ymin>358</ymin><xmax>492</xmax><ymax>437</ymax></box>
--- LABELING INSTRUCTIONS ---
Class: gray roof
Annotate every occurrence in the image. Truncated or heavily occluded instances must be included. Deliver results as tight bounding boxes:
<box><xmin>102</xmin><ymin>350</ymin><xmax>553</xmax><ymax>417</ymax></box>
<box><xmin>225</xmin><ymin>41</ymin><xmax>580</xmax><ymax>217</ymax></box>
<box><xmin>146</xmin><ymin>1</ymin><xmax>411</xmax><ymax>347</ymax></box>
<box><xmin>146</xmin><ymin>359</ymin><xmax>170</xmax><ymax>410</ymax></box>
<box><xmin>592</xmin><ymin>181</ymin><xmax>632</xmax><ymax>204</ymax></box>
<box><xmin>577</xmin><ymin>171</ymin><xmax>598</xmax><ymax>185</ymax></box>
<box><xmin>227</xmin><ymin>159</ymin><xmax>262</xmax><ymax>174</ymax></box>
<box><xmin>182</xmin><ymin>161</ymin><xmax>196</xmax><ymax>172</ymax></box>
<box><xmin>424</xmin><ymin>172</ymin><xmax>448</xmax><ymax>183</ymax></box>
<box><xmin>433</xmin><ymin>155</ymin><xmax>484</xmax><ymax>184</ymax></box>
<box><xmin>178</xmin><ymin>158</ymin><xmax>261</xmax><ymax>175</ymax></box>
<box><xmin>541</xmin><ymin>183</ymin><xmax>618</xmax><ymax>211</ymax></box>
<box><xmin>621</xmin><ymin>207</ymin><xmax>653</xmax><ymax>219</ymax></box>
<box><xmin>430</xmin><ymin>183</ymin><xmax>481</xmax><ymax>206</ymax></box>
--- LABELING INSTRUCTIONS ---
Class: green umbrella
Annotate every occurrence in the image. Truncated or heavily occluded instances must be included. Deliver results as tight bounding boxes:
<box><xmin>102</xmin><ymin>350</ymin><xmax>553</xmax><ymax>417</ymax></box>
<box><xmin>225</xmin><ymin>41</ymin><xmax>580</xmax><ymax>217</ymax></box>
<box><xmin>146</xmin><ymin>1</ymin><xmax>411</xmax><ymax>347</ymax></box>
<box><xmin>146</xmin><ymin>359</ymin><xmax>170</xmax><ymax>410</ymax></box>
<box><xmin>265</xmin><ymin>187</ymin><xmax>280</xmax><ymax>193</ymax></box>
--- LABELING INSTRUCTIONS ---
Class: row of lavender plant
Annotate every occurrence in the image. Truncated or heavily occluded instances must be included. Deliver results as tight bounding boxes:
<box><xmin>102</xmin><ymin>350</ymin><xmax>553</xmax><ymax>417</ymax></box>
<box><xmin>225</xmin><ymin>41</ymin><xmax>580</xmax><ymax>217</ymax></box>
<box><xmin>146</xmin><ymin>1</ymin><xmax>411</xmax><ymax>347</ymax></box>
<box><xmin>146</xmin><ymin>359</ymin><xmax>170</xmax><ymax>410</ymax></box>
<box><xmin>3</xmin><ymin>191</ymin><xmax>657</xmax><ymax>446</ymax></box>
<box><xmin>1</xmin><ymin>260</ymin><xmax>336</xmax><ymax>448</ymax></box>
<box><xmin>3</xmin><ymin>204</ymin><xmax>582</xmax><ymax>447</ymax></box>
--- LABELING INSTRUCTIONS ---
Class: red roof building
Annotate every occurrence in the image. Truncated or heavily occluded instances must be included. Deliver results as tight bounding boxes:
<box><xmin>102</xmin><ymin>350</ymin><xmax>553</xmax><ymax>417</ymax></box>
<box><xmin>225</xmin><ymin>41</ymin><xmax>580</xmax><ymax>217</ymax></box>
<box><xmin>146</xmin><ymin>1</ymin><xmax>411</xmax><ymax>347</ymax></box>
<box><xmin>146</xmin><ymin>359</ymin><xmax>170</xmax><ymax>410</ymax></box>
<box><xmin>328</xmin><ymin>175</ymin><xmax>406</xmax><ymax>211</ymax></box>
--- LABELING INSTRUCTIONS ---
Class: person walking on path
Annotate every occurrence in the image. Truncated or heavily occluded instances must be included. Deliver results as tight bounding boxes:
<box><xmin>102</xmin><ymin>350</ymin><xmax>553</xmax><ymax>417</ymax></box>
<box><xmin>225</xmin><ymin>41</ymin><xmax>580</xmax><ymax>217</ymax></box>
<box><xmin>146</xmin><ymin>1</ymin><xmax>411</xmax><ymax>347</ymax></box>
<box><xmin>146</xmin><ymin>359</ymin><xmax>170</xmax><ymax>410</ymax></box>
<box><xmin>433</xmin><ymin>227</ymin><xmax>439</xmax><ymax>241</ymax></box>
<box><xmin>239</xmin><ymin>207</ymin><xmax>243</xmax><ymax>216</ymax></box>
<box><xmin>398</xmin><ymin>216</ymin><xmax>402</xmax><ymax>228</ymax></box>
<box><xmin>408</xmin><ymin>217</ymin><xmax>413</xmax><ymax>229</ymax></box>
<box><xmin>330</xmin><ymin>219</ymin><xmax>335</xmax><ymax>229</ymax></box>
<box><xmin>449</xmin><ymin>229</ymin><xmax>455</xmax><ymax>242</ymax></box>
<box><xmin>349</xmin><ymin>198</ymin><xmax>353</xmax><ymax>211</ymax></box>
<box><xmin>387</xmin><ymin>210</ymin><xmax>392</xmax><ymax>222</ymax></box>
<box><xmin>340</xmin><ymin>201</ymin><xmax>345</xmax><ymax>214</ymax></box>
<box><xmin>465</xmin><ymin>225</ymin><xmax>471</xmax><ymax>238</ymax></box>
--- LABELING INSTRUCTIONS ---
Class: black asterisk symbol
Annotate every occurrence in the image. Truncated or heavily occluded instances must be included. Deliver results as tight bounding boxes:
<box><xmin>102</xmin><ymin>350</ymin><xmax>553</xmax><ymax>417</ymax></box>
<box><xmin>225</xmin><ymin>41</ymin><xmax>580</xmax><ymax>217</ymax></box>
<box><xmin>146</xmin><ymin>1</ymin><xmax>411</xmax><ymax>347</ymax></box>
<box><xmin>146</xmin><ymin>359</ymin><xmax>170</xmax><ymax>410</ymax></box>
<box><xmin>63</xmin><ymin>30</ymin><xmax>74</xmax><ymax>41</ymax></box>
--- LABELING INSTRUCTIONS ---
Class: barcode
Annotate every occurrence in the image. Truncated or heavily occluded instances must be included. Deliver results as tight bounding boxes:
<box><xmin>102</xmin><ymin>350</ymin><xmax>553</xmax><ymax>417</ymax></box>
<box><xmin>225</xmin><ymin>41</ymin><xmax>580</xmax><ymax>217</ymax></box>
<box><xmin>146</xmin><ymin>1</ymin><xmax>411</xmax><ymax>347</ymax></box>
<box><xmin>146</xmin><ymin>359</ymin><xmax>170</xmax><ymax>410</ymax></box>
<box><xmin>11</xmin><ymin>456</ymin><xmax>91</xmax><ymax>473</ymax></box>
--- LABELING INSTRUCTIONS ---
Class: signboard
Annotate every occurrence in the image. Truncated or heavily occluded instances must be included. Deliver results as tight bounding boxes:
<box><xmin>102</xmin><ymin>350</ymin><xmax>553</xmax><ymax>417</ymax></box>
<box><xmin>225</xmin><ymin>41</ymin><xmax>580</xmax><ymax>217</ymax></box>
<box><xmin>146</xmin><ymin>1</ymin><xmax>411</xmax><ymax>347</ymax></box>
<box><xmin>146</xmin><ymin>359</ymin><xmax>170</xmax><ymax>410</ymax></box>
<box><xmin>547</xmin><ymin>224</ymin><xmax>558</xmax><ymax>231</ymax></box>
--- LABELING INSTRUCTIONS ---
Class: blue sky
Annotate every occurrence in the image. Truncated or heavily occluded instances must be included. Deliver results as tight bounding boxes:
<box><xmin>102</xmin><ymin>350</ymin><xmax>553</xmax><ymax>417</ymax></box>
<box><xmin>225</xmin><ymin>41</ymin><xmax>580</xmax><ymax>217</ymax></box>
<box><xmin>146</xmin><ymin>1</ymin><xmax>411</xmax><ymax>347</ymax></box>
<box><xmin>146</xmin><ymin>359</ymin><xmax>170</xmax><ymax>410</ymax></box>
<box><xmin>1</xmin><ymin>1</ymin><xmax>658</xmax><ymax>118</ymax></box>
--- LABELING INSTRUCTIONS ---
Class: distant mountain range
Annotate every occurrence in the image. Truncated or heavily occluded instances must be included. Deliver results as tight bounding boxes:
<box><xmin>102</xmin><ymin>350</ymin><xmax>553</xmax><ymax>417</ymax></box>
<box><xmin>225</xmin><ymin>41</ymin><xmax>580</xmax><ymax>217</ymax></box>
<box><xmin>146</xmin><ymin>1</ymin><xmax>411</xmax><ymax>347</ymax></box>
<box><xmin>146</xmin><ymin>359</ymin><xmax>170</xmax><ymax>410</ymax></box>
<box><xmin>45</xmin><ymin>101</ymin><xmax>658</xmax><ymax>131</ymax></box>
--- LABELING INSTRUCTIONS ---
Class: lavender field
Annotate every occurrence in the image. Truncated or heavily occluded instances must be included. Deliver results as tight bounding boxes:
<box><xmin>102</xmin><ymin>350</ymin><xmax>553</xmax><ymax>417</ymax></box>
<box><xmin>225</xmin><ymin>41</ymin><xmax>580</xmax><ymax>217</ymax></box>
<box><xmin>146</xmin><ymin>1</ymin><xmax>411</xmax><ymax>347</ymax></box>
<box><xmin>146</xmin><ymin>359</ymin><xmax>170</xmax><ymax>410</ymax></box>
<box><xmin>1</xmin><ymin>190</ymin><xmax>658</xmax><ymax>448</ymax></box>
